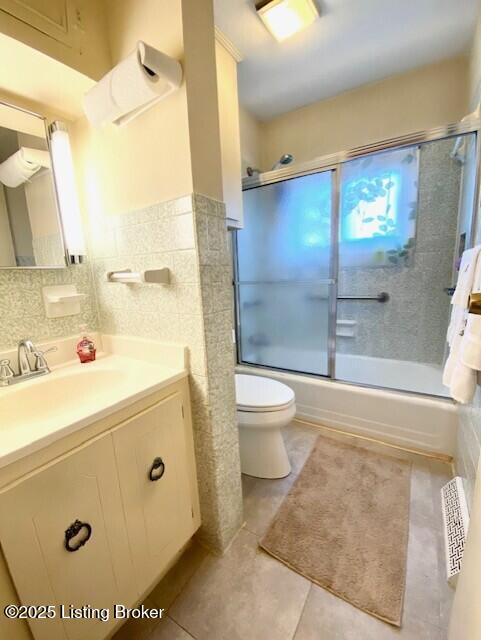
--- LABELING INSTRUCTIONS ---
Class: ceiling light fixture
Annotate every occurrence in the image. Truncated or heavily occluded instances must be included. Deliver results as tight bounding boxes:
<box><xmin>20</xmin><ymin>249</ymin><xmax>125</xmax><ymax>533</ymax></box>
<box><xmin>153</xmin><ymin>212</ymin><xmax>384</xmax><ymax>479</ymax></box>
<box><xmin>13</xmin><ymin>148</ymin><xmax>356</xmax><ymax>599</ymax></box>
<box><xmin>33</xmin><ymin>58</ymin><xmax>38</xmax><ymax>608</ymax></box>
<box><xmin>255</xmin><ymin>0</ymin><xmax>319</xmax><ymax>42</ymax></box>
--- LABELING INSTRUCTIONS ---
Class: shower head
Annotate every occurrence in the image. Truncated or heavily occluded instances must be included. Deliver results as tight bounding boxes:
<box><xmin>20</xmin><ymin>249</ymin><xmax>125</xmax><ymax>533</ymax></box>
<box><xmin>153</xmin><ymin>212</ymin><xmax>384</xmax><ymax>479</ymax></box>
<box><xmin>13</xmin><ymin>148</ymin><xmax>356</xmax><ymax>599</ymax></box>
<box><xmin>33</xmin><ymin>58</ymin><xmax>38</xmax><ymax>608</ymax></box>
<box><xmin>271</xmin><ymin>153</ymin><xmax>294</xmax><ymax>171</ymax></box>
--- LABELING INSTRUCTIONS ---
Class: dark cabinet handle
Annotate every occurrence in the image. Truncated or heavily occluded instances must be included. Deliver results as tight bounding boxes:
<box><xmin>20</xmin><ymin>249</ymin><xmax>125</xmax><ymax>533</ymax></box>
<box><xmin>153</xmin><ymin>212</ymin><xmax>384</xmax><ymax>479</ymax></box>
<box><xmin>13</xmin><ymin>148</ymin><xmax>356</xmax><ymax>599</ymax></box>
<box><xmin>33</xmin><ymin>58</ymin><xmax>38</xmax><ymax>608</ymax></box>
<box><xmin>149</xmin><ymin>457</ymin><xmax>165</xmax><ymax>482</ymax></box>
<box><xmin>65</xmin><ymin>520</ymin><xmax>92</xmax><ymax>552</ymax></box>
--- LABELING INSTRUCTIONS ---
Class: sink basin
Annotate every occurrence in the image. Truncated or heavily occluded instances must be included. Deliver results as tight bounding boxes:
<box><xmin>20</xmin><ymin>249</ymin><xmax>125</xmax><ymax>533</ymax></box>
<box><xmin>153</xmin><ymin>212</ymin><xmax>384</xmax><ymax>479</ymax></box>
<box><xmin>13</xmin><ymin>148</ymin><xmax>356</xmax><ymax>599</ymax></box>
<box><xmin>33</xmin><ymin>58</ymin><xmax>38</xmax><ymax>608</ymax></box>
<box><xmin>0</xmin><ymin>367</ymin><xmax>130</xmax><ymax>431</ymax></box>
<box><xmin>0</xmin><ymin>344</ymin><xmax>187</xmax><ymax>469</ymax></box>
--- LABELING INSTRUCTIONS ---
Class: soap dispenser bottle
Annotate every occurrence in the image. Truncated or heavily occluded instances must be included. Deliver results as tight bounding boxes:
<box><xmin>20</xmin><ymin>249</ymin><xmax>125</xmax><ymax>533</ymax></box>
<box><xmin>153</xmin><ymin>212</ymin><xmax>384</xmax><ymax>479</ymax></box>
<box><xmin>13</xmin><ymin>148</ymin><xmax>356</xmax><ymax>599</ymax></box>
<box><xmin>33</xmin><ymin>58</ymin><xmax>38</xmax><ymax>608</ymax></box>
<box><xmin>76</xmin><ymin>325</ymin><xmax>96</xmax><ymax>363</ymax></box>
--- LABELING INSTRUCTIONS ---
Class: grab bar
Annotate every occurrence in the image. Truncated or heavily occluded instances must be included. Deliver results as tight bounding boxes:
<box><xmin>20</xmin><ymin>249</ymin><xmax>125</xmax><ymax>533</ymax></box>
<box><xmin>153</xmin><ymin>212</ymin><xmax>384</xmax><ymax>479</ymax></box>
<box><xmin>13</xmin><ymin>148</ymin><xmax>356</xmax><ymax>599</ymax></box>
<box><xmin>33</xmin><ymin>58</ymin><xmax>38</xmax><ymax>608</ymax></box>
<box><xmin>306</xmin><ymin>291</ymin><xmax>390</xmax><ymax>303</ymax></box>
<box><xmin>338</xmin><ymin>292</ymin><xmax>389</xmax><ymax>303</ymax></box>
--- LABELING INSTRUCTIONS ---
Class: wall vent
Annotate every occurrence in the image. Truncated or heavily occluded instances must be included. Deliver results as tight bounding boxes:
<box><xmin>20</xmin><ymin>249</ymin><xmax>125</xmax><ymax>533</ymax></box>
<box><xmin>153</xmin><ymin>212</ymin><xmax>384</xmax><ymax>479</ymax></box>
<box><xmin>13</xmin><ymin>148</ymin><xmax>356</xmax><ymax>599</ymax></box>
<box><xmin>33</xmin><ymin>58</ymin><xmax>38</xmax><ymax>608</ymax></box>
<box><xmin>441</xmin><ymin>476</ymin><xmax>470</xmax><ymax>585</ymax></box>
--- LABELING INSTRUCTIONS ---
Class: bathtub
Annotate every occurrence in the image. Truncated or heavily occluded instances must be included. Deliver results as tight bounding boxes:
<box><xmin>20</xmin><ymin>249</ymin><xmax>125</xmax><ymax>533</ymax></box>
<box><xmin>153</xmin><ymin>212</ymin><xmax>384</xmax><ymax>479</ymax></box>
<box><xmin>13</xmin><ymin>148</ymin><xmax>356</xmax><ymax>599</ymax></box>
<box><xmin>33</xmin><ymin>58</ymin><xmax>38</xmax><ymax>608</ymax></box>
<box><xmin>237</xmin><ymin>350</ymin><xmax>458</xmax><ymax>457</ymax></box>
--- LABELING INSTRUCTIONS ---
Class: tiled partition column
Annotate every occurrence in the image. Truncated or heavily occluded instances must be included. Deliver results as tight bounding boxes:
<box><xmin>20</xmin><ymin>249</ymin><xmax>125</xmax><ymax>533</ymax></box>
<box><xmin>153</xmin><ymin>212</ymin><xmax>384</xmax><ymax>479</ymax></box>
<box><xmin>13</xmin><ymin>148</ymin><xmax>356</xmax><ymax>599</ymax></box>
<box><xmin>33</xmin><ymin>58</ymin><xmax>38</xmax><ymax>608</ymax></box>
<box><xmin>457</xmin><ymin>394</ymin><xmax>481</xmax><ymax>510</ymax></box>
<box><xmin>89</xmin><ymin>194</ymin><xmax>243</xmax><ymax>551</ymax></box>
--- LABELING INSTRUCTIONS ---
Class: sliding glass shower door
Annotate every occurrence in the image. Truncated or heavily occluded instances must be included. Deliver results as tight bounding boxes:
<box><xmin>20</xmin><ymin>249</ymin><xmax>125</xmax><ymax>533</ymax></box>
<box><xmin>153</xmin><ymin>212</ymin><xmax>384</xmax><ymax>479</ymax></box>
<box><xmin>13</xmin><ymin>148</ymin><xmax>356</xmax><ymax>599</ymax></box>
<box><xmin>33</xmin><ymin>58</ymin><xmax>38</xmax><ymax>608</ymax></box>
<box><xmin>235</xmin><ymin>129</ymin><xmax>479</xmax><ymax>397</ymax></box>
<box><xmin>336</xmin><ymin>134</ymin><xmax>477</xmax><ymax>396</ymax></box>
<box><xmin>235</xmin><ymin>169</ymin><xmax>337</xmax><ymax>376</ymax></box>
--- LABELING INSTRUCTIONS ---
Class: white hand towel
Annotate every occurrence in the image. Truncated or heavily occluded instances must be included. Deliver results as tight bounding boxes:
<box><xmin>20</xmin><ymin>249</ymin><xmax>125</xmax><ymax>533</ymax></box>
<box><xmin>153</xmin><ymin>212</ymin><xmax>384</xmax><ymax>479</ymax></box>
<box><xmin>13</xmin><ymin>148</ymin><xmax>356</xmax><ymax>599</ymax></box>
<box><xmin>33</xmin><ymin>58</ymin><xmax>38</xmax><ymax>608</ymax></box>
<box><xmin>449</xmin><ymin>361</ymin><xmax>477</xmax><ymax>404</ymax></box>
<box><xmin>461</xmin><ymin>315</ymin><xmax>481</xmax><ymax>370</ymax></box>
<box><xmin>443</xmin><ymin>318</ymin><xmax>466</xmax><ymax>387</ymax></box>
<box><xmin>460</xmin><ymin>250</ymin><xmax>481</xmax><ymax>372</ymax></box>
<box><xmin>443</xmin><ymin>246</ymin><xmax>481</xmax><ymax>402</ymax></box>
<box><xmin>445</xmin><ymin>246</ymin><xmax>481</xmax><ymax>355</ymax></box>
<box><xmin>447</xmin><ymin>305</ymin><xmax>466</xmax><ymax>348</ymax></box>
<box><xmin>451</xmin><ymin>247</ymin><xmax>481</xmax><ymax>307</ymax></box>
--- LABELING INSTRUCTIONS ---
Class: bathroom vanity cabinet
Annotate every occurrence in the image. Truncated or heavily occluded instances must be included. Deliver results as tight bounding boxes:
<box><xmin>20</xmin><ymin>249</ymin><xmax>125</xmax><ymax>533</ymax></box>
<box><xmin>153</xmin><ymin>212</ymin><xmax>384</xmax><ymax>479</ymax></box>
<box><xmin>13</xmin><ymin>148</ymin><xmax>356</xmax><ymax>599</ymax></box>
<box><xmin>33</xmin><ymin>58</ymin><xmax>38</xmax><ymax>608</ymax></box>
<box><xmin>0</xmin><ymin>376</ymin><xmax>201</xmax><ymax>640</ymax></box>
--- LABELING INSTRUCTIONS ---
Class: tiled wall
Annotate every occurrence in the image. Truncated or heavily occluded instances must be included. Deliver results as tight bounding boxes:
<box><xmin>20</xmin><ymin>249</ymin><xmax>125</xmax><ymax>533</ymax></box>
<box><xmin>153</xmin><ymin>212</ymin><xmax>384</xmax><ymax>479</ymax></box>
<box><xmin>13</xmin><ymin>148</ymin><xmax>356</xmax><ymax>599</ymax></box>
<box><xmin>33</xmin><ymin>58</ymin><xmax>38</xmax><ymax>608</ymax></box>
<box><xmin>89</xmin><ymin>193</ymin><xmax>243</xmax><ymax>552</ymax></box>
<box><xmin>0</xmin><ymin>262</ymin><xmax>98</xmax><ymax>351</ymax></box>
<box><xmin>337</xmin><ymin>138</ymin><xmax>461</xmax><ymax>365</ymax></box>
<box><xmin>0</xmin><ymin>193</ymin><xmax>243</xmax><ymax>552</ymax></box>
<box><xmin>457</xmin><ymin>388</ymin><xmax>481</xmax><ymax>510</ymax></box>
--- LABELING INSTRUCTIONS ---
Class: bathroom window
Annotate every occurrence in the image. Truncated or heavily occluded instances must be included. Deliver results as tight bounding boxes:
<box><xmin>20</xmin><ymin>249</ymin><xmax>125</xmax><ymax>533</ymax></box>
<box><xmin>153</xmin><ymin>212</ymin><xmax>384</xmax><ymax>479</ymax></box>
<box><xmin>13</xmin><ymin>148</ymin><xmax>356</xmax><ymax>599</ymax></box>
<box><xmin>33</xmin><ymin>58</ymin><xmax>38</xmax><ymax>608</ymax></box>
<box><xmin>340</xmin><ymin>146</ymin><xmax>419</xmax><ymax>267</ymax></box>
<box><xmin>342</xmin><ymin>173</ymin><xmax>400</xmax><ymax>241</ymax></box>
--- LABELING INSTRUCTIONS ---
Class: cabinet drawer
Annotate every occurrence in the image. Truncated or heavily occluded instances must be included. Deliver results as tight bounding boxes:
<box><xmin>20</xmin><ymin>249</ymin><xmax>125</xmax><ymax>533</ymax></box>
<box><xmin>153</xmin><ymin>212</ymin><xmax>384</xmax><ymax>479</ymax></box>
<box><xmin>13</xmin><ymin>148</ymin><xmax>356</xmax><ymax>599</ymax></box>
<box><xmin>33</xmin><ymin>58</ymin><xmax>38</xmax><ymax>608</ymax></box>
<box><xmin>0</xmin><ymin>434</ymin><xmax>136</xmax><ymax>640</ymax></box>
<box><xmin>112</xmin><ymin>392</ymin><xmax>196</xmax><ymax>592</ymax></box>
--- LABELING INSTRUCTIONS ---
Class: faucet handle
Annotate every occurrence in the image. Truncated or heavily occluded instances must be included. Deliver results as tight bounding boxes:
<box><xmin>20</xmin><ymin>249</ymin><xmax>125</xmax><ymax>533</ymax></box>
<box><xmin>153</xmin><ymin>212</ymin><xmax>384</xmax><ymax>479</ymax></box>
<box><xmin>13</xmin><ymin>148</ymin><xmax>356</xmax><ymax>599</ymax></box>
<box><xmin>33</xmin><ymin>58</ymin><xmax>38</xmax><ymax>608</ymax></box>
<box><xmin>33</xmin><ymin>346</ymin><xmax>58</xmax><ymax>373</ymax></box>
<box><xmin>0</xmin><ymin>359</ymin><xmax>14</xmax><ymax>386</ymax></box>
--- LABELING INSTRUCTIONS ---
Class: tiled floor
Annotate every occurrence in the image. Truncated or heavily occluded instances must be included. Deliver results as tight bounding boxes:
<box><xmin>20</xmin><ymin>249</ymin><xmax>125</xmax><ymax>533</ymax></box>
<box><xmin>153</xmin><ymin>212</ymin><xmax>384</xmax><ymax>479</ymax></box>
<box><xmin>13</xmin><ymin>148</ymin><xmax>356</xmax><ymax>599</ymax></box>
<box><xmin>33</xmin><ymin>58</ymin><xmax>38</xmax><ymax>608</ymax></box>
<box><xmin>114</xmin><ymin>422</ymin><xmax>454</xmax><ymax>640</ymax></box>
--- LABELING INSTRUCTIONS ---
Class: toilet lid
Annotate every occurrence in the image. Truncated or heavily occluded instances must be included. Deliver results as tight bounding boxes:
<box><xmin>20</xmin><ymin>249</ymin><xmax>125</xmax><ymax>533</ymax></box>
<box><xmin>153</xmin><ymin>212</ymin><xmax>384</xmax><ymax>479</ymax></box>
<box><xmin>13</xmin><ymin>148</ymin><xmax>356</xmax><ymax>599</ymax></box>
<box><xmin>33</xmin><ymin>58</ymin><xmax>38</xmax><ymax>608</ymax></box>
<box><xmin>235</xmin><ymin>374</ymin><xmax>295</xmax><ymax>412</ymax></box>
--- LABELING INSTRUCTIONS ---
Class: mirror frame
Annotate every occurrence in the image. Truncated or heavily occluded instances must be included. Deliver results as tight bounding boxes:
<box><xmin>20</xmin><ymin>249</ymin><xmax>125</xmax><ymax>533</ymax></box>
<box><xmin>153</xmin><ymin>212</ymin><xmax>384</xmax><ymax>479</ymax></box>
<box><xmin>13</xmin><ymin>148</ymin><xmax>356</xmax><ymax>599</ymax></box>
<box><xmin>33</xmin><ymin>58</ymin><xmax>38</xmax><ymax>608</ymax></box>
<box><xmin>0</xmin><ymin>99</ymin><xmax>68</xmax><ymax>270</ymax></box>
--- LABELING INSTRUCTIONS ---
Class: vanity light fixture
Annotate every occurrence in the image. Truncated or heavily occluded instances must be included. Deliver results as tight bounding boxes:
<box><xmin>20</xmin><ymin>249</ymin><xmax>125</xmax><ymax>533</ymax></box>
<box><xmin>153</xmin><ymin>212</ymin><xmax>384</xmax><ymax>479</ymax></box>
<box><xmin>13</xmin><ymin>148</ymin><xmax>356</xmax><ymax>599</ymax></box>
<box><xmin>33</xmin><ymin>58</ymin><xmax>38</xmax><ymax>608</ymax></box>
<box><xmin>255</xmin><ymin>0</ymin><xmax>319</xmax><ymax>42</ymax></box>
<box><xmin>49</xmin><ymin>121</ymin><xmax>86</xmax><ymax>264</ymax></box>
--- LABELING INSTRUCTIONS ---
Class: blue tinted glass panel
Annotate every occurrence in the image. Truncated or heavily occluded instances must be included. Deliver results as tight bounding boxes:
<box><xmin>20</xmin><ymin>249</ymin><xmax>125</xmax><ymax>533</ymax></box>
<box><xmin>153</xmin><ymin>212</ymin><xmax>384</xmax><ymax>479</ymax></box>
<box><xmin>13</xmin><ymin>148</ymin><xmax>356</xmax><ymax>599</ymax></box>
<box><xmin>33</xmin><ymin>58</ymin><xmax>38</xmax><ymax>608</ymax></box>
<box><xmin>238</xmin><ymin>171</ymin><xmax>333</xmax><ymax>281</ymax></box>
<box><xmin>238</xmin><ymin>283</ymin><xmax>330</xmax><ymax>376</ymax></box>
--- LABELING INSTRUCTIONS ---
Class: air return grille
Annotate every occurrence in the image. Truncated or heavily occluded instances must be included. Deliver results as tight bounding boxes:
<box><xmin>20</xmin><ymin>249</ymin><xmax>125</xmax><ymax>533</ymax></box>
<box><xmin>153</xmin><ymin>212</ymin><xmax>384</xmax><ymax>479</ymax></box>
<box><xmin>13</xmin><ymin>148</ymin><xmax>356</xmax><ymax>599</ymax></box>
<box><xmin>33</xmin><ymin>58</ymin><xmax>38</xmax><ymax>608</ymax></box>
<box><xmin>441</xmin><ymin>476</ymin><xmax>470</xmax><ymax>585</ymax></box>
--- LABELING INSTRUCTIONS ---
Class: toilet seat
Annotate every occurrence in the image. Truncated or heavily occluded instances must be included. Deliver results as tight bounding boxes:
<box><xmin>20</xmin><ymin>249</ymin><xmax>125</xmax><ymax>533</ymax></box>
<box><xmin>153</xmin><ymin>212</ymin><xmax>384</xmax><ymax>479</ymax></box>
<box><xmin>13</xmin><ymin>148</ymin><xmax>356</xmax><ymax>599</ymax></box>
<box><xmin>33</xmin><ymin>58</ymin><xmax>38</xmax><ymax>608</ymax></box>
<box><xmin>236</xmin><ymin>374</ymin><xmax>295</xmax><ymax>413</ymax></box>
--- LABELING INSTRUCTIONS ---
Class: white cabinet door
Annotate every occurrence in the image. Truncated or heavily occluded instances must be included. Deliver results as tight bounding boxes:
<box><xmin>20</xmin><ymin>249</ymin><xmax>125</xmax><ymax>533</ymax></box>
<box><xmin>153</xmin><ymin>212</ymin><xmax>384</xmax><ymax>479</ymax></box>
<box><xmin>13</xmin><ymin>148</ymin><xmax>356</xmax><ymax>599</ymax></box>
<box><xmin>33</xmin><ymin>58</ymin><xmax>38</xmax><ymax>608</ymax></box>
<box><xmin>112</xmin><ymin>392</ymin><xmax>197</xmax><ymax>593</ymax></box>
<box><xmin>0</xmin><ymin>434</ymin><xmax>137</xmax><ymax>640</ymax></box>
<box><xmin>0</xmin><ymin>0</ymin><xmax>76</xmax><ymax>46</ymax></box>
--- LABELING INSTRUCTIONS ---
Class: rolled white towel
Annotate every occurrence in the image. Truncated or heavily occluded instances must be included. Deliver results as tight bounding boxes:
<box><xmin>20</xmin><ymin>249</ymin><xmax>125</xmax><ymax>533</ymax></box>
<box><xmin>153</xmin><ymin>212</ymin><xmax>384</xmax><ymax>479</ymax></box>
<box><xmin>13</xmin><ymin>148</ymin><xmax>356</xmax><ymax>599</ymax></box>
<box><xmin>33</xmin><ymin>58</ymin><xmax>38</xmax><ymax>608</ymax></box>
<box><xmin>0</xmin><ymin>148</ymin><xmax>50</xmax><ymax>188</ymax></box>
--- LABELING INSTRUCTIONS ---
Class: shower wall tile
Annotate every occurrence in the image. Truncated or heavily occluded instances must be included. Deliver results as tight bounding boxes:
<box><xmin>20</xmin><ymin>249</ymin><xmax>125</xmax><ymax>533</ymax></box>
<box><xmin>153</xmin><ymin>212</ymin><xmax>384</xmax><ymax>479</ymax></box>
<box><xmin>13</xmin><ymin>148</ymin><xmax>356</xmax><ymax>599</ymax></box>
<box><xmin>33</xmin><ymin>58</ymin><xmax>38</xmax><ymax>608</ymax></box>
<box><xmin>337</xmin><ymin>139</ymin><xmax>460</xmax><ymax>366</ymax></box>
<box><xmin>0</xmin><ymin>262</ymin><xmax>99</xmax><ymax>351</ymax></box>
<box><xmin>88</xmin><ymin>193</ymin><xmax>243</xmax><ymax>553</ymax></box>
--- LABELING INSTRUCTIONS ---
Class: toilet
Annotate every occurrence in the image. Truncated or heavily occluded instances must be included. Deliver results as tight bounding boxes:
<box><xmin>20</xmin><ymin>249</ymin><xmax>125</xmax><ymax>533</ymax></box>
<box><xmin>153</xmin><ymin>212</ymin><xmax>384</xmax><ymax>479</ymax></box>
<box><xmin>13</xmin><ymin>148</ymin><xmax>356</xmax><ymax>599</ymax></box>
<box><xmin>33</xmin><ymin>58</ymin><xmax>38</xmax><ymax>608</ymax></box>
<box><xmin>235</xmin><ymin>374</ymin><xmax>296</xmax><ymax>479</ymax></box>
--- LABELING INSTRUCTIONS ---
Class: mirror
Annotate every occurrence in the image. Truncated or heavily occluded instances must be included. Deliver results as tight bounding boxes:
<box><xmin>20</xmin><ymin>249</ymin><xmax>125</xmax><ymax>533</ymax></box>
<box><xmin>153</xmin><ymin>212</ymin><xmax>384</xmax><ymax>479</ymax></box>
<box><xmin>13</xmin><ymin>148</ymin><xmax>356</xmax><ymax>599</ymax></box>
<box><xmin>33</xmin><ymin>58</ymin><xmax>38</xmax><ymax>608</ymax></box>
<box><xmin>0</xmin><ymin>101</ymin><xmax>66</xmax><ymax>268</ymax></box>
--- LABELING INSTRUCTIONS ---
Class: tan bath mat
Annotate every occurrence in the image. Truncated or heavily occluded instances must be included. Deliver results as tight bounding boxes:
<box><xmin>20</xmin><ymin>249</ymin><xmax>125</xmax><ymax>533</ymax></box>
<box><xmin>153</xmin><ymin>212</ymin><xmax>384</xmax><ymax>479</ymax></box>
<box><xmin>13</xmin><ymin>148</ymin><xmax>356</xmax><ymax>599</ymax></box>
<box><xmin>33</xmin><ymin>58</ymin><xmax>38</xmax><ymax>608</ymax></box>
<box><xmin>260</xmin><ymin>436</ymin><xmax>411</xmax><ymax>627</ymax></box>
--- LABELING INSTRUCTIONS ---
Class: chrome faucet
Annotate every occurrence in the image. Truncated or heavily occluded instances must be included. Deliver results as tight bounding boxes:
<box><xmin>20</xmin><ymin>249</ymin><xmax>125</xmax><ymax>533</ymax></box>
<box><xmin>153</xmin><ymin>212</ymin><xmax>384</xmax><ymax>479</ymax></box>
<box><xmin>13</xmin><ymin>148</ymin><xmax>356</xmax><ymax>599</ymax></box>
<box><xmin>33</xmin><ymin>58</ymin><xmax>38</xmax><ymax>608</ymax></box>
<box><xmin>18</xmin><ymin>338</ymin><xmax>35</xmax><ymax>375</ymax></box>
<box><xmin>0</xmin><ymin>339</ymin><xmax>58</xmax><ymax>387</ymax></box>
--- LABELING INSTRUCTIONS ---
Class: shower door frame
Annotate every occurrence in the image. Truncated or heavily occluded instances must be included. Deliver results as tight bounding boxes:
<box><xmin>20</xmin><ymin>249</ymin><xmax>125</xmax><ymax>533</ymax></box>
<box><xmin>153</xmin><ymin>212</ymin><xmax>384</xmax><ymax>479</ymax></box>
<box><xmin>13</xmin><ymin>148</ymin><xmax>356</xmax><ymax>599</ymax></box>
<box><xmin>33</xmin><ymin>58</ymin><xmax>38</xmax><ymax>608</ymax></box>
<box><xmin>234</xmin><ymin>118</ymin><xmax>481</xmax><ymax>386</ymax></box>
<box><xmin>233</xmin><ymin>166</ymin><xmax>340</xmax><ymax>378</ymax></box>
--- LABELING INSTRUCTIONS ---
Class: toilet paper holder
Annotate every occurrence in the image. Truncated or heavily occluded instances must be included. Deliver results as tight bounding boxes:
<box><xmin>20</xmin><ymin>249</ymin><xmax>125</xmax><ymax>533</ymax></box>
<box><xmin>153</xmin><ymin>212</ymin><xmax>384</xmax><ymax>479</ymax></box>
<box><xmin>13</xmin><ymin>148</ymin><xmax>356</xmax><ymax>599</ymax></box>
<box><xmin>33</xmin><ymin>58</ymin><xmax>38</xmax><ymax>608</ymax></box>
<box><xmin>83</xmin><ymin>41</ymin><xmax>183</xmax><ymax>128</ymax></box>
